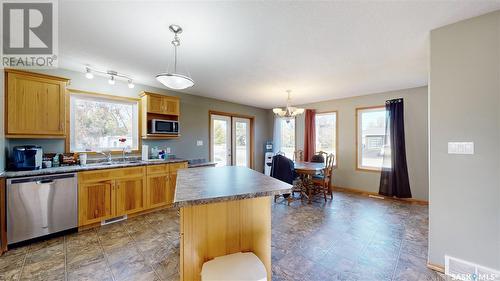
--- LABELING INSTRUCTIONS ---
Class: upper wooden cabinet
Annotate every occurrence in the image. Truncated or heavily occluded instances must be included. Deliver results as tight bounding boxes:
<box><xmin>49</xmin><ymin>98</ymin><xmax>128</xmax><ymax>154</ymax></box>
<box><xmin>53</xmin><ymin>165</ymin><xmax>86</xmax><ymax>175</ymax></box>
<box><xmin>5</xmin><ymin>69</ymin><xmax>69</xmax><ymax>138</ymax></box>
<box><xmin>140</xmin><ymin>91</ymin><xmax>180</xmax><ymax>139</ymax></box>
<box><xmin>141</xmin><ymin>91</ymin><xmax>180</xmax><ymax>116</ymax></box>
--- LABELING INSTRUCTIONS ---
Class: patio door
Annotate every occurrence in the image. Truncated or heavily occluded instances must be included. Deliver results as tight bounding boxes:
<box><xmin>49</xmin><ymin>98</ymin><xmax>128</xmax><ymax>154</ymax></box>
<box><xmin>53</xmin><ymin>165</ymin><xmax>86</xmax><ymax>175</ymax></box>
<box><xmin>210</xmin><ymin>112</ymin><xmax>253</xmax><ymax>168</ymax></box>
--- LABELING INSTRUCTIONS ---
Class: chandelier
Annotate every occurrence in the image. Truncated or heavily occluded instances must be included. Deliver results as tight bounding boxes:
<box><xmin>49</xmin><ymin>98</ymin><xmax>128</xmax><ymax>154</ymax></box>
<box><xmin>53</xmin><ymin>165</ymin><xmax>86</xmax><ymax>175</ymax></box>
<box><xmin>156</xmin><ymin>25</ymin><xmax>194</xmax><ymax>90</ymax></box>
<box><xmin>272</xmin><ymin>90</ymin><xmax>304</xmax><ymax>122</ymax></box>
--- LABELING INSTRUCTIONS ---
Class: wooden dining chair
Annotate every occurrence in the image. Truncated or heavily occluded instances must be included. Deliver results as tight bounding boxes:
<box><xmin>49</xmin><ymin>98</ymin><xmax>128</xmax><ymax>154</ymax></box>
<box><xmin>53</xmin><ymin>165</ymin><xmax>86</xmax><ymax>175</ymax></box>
<box><xmin>311</xmin><ymin>153</ymin><xmax>335</xmax><ymax>201</ymax></box>
<box><xmin>293</xmin><ymin>150</ymin><xmax>304</xmax><ymax>162</ymax></box>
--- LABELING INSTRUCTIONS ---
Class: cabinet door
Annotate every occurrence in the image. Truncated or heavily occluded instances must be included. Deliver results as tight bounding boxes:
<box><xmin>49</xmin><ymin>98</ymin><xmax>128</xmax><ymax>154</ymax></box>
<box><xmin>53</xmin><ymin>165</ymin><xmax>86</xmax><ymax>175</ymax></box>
<box><xmin>147</xmin><ymin>95</ymin><xmax>165</xmax><ymax>114</ymax></box>
<box><xmin>116</xmin><ymin>176</ymin><xmax>146</xmax><ymax>216</ymax></box>
<box><xmin>169</xmin><ymin>162</ymin><xmax>188</xmax><ymax>204</ymax></box>
<box><xmin>162</xmin><ymin>97</ymin><xmax>180</xmax><ymax>116</ymax></box>
<box><xmin>78</xmin><ymin>180</ymin><xmax>114</xmax><ymax>226</ymax></box>
<box><xmin>146</xmin><ymin>174</ymin><xmax>170</xmax><ymax>208</ymax></box>
<box><xmin>7</xmin><ymin>73</ymin><xmax>65</xmax><ymax>135</ymax></box>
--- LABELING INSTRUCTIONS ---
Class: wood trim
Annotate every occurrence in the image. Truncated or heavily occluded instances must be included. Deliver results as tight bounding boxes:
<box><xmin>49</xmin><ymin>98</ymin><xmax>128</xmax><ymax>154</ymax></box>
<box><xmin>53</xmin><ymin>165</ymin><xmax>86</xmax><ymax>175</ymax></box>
<box><xmin>65</xmin><ymin>89</ymin><xmax>141</xmax><ymax>154</ymax></box>
<box><xmin>355</xmin><ymin>105</ymin><xmax>385</xmax><ymax>172</ymax></box>
<box><xmin>5</xmin><ymin>134</ymin><xmax>67</xmax><ymax>139</ymax></box>
<box><xmin>332</xmin><ymin>185</ymin><xmax>428</xmax><ymax>205</ymax></box>
<box><xmin>4</xmin><ymin>69</ymin><xmax>70</xmax><ymax>82</ymax></box>
<box><xmin>208</xmin><ymin>110</ymin><xmax>255</xmax><ymax>169</ymax></box>
<box><xmin>67</xmin><ymin>88</ymin><xmax>140</xmax><ymax>102</ymax></box>
<box><xmin>139</xmin><ymin>91</ymin><xmax>180</xmax><ymax>100</ymax></box>
<box><xmin>0</xmin><ymin>178</ymin><xmax>6</xmax><ymax>255</ymax></box>
<box><xmin>427</xmin><ymin>262</ymin><xmax>445</xmax><ymax>273</ymax></box>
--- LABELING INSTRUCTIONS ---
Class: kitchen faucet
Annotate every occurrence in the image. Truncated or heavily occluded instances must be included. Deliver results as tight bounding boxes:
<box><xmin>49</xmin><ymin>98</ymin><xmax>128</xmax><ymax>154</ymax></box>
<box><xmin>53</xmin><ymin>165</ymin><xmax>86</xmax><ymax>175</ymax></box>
<box><xmin>97</xmin><ymin>151</ymin><xmax>112</xmax><ymax>163</ymax></box>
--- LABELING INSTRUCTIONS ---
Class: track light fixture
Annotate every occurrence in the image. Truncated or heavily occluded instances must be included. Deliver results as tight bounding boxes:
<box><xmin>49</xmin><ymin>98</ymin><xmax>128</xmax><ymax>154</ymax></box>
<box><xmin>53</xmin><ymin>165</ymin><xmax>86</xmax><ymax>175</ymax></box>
<box><xmin>84</xmin><ymin>66</ymin><xmax>134</xmax><ymax>88</ymax></box>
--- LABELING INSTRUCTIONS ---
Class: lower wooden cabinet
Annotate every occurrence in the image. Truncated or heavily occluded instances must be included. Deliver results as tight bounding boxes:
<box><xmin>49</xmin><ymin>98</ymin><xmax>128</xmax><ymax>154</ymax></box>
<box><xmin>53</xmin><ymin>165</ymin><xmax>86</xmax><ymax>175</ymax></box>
<box><xmin>146</xmin><ymin>173</ymin><xmax>170</xmax><ymax>209</ymax></box>
<box><xmin>78</xmin><ymin>162</ymin><xmax>187</xmax><ymax>227</ymax></box>
<box><xmin>78</xmin><ymin>180</ymin><xmax>114</xmax><ymax>226</ymax></box>
<box><xmin>78</xmin><ymin>166</ymin><xmax>146</xmax><ymax>227</ymax></box>
<box><xmin>116</xmin><ymin>176</ymin><xmax>147</xmax><ymax>215</ymax></box>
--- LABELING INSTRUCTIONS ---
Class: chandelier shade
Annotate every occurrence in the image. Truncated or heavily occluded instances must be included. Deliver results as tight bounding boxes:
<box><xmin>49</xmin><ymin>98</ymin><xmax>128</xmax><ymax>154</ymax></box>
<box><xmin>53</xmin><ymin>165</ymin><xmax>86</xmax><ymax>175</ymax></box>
<box><xmin>272</xmin><ymin>90</ymin><xmax>304</xmax><ymax>121</ymax></box>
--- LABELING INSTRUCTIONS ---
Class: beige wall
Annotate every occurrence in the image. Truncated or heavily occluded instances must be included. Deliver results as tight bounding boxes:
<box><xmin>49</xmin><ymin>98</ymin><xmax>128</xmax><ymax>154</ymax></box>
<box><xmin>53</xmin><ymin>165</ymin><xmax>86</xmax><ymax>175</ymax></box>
<box><xmin>3</xmin><ymin>68</ymin><xmax>272</xmax><ymax>172</ymax></box>
<box><xmin>429</xmin><ymin>11</ymin><xmax>500</xmax><ymax>269</ymax></box>
<box><xmin>294</xmin><ymin>86</ymin><xmax>429</xmax><ymax>201</ymax></box>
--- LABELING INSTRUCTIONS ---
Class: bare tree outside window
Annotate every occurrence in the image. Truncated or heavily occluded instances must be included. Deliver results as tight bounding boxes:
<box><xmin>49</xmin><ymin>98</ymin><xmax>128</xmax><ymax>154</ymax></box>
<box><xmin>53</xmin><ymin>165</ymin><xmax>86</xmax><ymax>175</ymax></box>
<box><xmin>315</xmin><ymin>112</ymin><xmax>337</xmax><ymax>164</ymax></box>
<box><xmin>70</xmin><ymin>95</ymin><xmax>139</xmax><ymax>152</ymax></box>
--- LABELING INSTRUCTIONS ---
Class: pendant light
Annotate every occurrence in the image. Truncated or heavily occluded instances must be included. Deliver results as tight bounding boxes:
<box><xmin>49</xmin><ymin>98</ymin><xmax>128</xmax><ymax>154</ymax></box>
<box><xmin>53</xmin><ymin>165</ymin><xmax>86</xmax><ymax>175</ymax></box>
<box><xmin>272</xmin><ymin>90</ymin><xmax>305</xmax><ymax>122</ymax></box>
<box><xmin>156</xmin><ymin>25</ymin><xmax>194</xmax><ymax>90</ymax></box>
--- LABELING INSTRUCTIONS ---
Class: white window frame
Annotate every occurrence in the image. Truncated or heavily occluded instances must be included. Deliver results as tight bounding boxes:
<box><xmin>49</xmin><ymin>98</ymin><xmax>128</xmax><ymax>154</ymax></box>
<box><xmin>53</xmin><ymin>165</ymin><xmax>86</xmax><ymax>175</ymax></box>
<box><xmin>356</xmin><ymin>106</ymin><xmax>387</xmax><ymax>171</ymax></box>
<box><xmin>315</xmin><ymin>111</ymin><xmax>337</xmax><ymax>166</ymax></box>
<box><xmin>69</xmin><ymin>91</ymin><xmax>140</xmax><ymax>153</ymax></box>
<box><xmin>279</xmin><ymin>118</ymin><xmax>296</xmax><ymax>159</ymax></box>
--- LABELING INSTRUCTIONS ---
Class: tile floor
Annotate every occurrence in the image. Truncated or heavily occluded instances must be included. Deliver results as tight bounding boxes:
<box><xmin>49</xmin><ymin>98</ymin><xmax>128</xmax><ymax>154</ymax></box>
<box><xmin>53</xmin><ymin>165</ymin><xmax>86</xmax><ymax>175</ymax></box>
<box><xmin>0</xmin><ymin>192</ymin><xmax>445</xmax><ymax>281</ymax></box>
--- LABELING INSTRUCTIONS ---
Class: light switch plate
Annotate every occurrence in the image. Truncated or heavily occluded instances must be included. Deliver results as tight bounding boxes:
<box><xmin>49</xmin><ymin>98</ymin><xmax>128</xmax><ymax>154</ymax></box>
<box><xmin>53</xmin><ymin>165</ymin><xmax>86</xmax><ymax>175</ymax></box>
<box><xmin>448</xmin><ymin>142</ymin><xmax>474</xmax><ymax>155</ymax></box>
<box><xmin>196</xmin><ymin>140</ymin><xmax>203</xmax><ymax>146</ymax></box>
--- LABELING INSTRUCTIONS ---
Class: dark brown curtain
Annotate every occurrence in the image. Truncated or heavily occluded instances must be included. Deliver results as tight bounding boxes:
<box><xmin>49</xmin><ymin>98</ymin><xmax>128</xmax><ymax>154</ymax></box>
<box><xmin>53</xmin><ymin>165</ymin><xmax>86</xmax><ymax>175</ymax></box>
<box><xmin>379</xmin><ymin>98</ymin><xmax>412</xmax><ymax>198</ymax></box>
<box><xmin>304</xmin><ymin>109</ymin><xmax>316</xmax><ymax>162</ymax></box>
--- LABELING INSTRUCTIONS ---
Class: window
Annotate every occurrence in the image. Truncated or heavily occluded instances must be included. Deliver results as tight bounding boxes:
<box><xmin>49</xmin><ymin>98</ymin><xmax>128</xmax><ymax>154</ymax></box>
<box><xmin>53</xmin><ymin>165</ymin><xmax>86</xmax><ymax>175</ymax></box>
<box><xmin>70</xmin><ymin>93</ymin><xmax>139</xmax><ymax>152</ymax></box>
<box><xmin>279</xmin><ymin>118</ymin><xmax>295</xmax><ymax>158</ymax></box>
<box><xmin>315</xmin><ymin>112</ymin><xmax>337</xmax><ymax>164</ymax></box>
<box><xmin>357</xmin><ymin>106</ymin><xmax>390</xmax><ymax>170</ymax></box>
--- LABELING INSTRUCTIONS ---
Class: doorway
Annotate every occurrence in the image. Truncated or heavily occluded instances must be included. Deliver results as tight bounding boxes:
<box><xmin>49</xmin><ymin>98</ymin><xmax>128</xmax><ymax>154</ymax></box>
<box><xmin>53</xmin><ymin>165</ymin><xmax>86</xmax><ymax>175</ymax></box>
<box><xmin>209</xmin><ymin>111</ymin><xmax>254</xmax><ymax>168</ymax></box>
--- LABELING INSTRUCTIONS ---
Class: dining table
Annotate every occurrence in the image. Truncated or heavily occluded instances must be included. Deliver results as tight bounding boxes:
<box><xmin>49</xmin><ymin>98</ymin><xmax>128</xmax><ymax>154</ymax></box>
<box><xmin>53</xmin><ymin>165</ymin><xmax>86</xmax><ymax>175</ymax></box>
<box><xmin>293</xmin><ymin>161</ymin><xmax>326</xmax><ymax>203</ymax></box>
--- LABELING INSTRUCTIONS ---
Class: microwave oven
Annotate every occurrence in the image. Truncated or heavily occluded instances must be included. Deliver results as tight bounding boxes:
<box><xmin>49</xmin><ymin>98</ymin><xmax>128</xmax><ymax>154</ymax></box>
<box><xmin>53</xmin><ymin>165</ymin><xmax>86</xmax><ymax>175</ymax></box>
<box><xmin>149</xmin><ymin>119</ymin><xmax>179</xmax><ymax>134</ymax></box>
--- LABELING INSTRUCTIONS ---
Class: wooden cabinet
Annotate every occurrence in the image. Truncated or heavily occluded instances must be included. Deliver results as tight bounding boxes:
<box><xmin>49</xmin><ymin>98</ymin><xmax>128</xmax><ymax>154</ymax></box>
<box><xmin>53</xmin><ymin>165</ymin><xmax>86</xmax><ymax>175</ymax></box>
<box><xmin>78</xmin><ymin>163</ymin><xmax>187</xmax><ymax>227</ymax></box>
<box><xmin>140</xmin><ymin>91</ymin><xmax>180</xmax><ymax>139</ymax></box>
<box><xmin>146</xmin><ymin>166</ymin><xmax>171</xmax><ymax>209</ymax></box>
<box><xmin>78</xmin><ymin>180</ymin><xmax>114</xmax><ymax>226</ymax></box>
<box><xmin>116</xmin><ymin>176</ymin><xmax>146</xmax><ymax>215</ymax></box>
<box><xmin>146</xmin><ymin>162</ymin><xmax>188</xmax><ymax>209</ymax></box>
<box><xmin>5</xmin><ymin>69</ymin><xmax>69</xmax><ymax>138</ymax></box>
<box><xmin>142</xmin><ymin>91</ymin><xmax>180</xmax><ymax>116</ymax></box>
<box><xmin>169</xmin><ymin>162</ymin><xmax>188</xmax><ymax>201</ymax></box>
<box><xmin>78</xmin><ymin>167</ymin><xmax>146</xmax><ymax>226</ymax></box>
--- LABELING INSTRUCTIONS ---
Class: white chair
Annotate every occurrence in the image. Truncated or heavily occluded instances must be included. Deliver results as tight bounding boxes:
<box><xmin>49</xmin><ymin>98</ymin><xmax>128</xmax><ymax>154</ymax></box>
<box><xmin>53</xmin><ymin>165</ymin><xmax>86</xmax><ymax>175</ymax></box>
<box><xmin>201</xmin><ymin>252</ymin><xmax>267</xmax><ymax>281</ymax></box>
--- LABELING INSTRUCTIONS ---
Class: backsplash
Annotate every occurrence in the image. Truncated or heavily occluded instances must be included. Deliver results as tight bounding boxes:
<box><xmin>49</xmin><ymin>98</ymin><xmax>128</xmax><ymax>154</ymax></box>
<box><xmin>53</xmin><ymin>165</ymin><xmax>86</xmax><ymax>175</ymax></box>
<box><xmin>4</xmin><ymin>138</ymin><xmax>204</xmax><ymax>168</ymax></box>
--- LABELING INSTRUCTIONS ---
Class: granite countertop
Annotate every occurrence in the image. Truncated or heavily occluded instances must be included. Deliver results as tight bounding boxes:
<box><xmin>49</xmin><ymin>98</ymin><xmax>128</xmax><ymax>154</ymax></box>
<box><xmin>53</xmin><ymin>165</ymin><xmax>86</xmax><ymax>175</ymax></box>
<box><xmin>187</xmin><ymin>161</ymin><xmax>217</xmax><ymax>168</ymax></box>
<box><xmin>3</xmin><ymin>158</ymin><xmax>188</xmax><ymax>178</ymax></box>
<box><xmin>173</xmin><ymin>166</ymin><xmax>292</xmax><ymax>207</ymax></box>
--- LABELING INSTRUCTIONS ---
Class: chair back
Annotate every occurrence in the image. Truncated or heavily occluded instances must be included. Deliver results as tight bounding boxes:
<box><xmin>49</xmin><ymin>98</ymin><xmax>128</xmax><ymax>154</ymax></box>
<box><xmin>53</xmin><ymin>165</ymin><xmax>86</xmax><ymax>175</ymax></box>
<box><xmin>311</xmin><ymin>154</ymin><xmax>324</xmax><ymax>163</ymax></box>
<box><xmin>323</xmin><ymin>154</ymin><xmax>335</xmax><ymax>181</ymax></box>
<box><xmin>293</xmin><ymin>150</ymin><xmax>304</xmax><ymax>162</ymax></box>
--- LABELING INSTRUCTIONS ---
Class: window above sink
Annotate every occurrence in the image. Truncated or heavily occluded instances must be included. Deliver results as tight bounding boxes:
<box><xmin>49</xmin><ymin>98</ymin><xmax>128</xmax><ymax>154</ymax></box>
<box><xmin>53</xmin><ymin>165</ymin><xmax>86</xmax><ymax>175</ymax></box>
<box><xmin>68</xmin><ymin>90</ymin><xmax>140</xmax><ymax>153</ymax></box>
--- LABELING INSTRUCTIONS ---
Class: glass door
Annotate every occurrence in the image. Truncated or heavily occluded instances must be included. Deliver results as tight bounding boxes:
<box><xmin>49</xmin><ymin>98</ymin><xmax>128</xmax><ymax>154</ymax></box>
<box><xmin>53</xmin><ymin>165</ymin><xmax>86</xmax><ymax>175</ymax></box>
<box><xmin>232</xmin><ymin>117</ymin><xmax>251</xmax><ymax>167</ymax></box>
<box><xmin>210</xmin><ymin>113</ymin><xmax>253</xmax><ymax>168</ymax></box>
<box><xmin>210</xmin><ymin>115</ymin><xmax>231</xmax><ymax>167</ymax></box>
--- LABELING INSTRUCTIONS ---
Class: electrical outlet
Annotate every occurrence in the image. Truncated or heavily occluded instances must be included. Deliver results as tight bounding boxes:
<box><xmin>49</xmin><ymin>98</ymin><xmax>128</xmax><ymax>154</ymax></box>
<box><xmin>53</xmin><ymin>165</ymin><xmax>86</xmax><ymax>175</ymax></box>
<box><xmin>166</xmin><ymin>147</ymin><xmax>171</xmax><ymax>153</ymax></box>
<box><xmin>196</xmin><ymin>140</ymin><xmax>203</xmax><ymax>146</ymax></box>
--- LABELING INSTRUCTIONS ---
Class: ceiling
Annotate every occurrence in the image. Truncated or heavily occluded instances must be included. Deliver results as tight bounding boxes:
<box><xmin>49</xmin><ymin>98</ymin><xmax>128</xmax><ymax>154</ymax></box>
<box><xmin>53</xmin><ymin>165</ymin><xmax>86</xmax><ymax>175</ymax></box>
<box><xmin>58</xmin><ymin>1</ymin><xmax>500</xmax><ymax>109</ymax></box>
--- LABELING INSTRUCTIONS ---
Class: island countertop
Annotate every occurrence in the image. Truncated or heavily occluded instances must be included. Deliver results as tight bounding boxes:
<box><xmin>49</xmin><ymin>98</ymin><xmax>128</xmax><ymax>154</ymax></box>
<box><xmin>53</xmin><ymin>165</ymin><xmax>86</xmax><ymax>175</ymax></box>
<box><xmin>174</xmin><ymin>166</ymin><xmax>292</xmax><ymax>207</ymax></box>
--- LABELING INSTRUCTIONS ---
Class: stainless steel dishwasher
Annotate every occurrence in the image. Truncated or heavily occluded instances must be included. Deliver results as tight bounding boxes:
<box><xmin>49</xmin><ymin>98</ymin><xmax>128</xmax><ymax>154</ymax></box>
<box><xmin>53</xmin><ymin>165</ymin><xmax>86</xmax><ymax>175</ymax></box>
<box><xmin>7</xmin><ymin>173</ymin><xmax>78</xmax><ymax>244</ymax></box>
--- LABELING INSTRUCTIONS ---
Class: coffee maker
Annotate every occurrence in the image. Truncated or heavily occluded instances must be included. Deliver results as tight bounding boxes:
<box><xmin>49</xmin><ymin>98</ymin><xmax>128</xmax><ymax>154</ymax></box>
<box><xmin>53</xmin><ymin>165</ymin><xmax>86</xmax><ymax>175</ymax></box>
<box><xmin>12</xmin><ymin>145</ymin><xmax>43</xmax><ymax>170</ymax></box>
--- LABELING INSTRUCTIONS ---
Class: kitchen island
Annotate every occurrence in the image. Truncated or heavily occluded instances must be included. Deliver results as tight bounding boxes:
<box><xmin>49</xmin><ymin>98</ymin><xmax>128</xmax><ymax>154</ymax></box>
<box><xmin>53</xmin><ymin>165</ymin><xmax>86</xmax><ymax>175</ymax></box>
<box><xmin>174</xmin><ymin>166</ymin><xmax>292</xmax><ymax>281</ymax></box>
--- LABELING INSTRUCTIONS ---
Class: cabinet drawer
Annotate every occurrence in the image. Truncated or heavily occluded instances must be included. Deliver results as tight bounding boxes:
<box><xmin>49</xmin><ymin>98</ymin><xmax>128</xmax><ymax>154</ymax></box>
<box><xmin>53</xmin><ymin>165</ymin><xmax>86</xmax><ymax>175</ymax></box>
<box><xmin>79</xmin><ymin>166</ymin><xmax>145</xmax><ymax>183</ymax></box>
<box><xmin>169</xmin><ymin>162</ymin><xmax>188</xmax><ymax>173</ymax></box>
<box><xmin>147</xmin><ymin>164</ymin><xmax>169</xmax><ymax>175</ymax></box>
